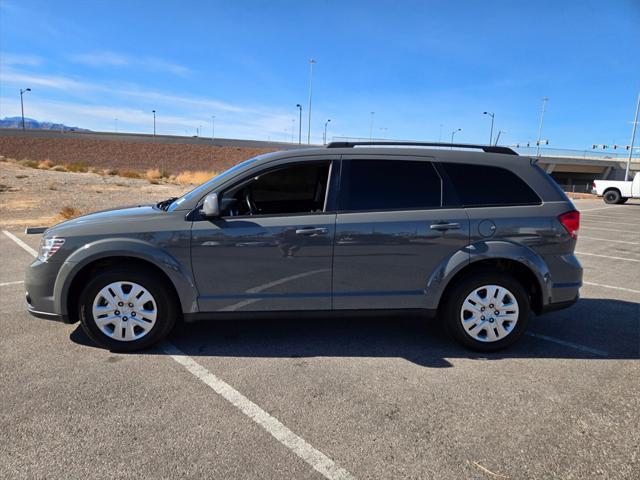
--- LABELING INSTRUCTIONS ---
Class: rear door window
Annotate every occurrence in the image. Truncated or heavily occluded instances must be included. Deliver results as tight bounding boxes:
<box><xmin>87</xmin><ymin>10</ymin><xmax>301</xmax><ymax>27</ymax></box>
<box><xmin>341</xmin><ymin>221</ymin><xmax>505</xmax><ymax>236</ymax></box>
<box><xmin>339</xmin><ymin>159</ymin><xmax>442</xmax><ymax>211</ymax></box>
<box><xmin>441</xmin><ymin>163</ymin><xmax>541</xmax><ymax>207</ymax></box>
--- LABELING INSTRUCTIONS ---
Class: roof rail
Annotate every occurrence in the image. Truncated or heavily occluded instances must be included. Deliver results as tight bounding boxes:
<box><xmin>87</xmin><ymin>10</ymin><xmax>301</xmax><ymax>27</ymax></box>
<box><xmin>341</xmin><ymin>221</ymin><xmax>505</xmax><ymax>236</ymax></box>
<box><xmin>326</xmin><ymin>141</ymin><xmax>518</xmax><ymax>155</ymax></box>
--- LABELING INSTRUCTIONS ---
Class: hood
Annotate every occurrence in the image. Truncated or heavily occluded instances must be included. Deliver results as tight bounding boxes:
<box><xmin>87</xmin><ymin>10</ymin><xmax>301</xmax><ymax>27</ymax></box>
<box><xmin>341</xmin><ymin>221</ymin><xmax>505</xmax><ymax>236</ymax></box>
<box><xmin>46</xmin><ymin>204</ymin><xmax>168</xmax><ymax>236</ymax></box>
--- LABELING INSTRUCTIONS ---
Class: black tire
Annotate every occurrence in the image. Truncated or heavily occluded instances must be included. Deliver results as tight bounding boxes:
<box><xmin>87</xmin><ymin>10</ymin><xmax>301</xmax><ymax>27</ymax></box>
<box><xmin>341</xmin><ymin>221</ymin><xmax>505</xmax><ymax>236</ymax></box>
<box><xmin>442</xmin><ymin>272</ymin><xmax>530</xmax><ymax>352</ymax></box>
<box><xmin>603</xmin><ymin>189</ymin><xmax>621</xmax><ymax>204</ymax></box>
<box><xmin>79</xmin><ymin>268</ymin><xmax>177</xmax><ymax>352</ymax></box>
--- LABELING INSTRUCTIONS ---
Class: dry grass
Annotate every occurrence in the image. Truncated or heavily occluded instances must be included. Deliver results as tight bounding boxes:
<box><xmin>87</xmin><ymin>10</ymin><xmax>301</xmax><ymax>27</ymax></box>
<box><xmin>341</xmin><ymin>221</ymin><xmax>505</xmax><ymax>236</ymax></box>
<box><xmin>59</xmin><ymin>206</ymin><xmax>83</xmax><ymax>219</ymax></box>
<box><xmin>18</xmin><ymin>159</ymin><xmax>39</xmax><ymax>168</ymax></box>
<box><xmin>50</xmin><ymin>165</ymin><xmax>68</xmax><ymax>172</ymax></box>
<box><xmin>119</xmin><ymin>170</ymin><xmax>142</xmax><ymax>179</ymax></box>
<box><xmin>174</xmin><ymin>170</ymin><xmax>217</xmax><ymax>185</ymax></box>
<box><xmin>65</xmin><ymin>162</ymin><xmax>88</xmax><ymax>173</ymax></box>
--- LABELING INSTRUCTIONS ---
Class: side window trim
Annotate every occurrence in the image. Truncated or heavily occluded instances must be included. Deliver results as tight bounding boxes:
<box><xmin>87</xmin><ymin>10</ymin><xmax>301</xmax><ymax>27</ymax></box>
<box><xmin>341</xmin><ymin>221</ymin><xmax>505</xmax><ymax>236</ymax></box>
<box><xmin>217</xmin><ymin>159</ymin><xmax>336</xmax><ymax>219</ymax></box>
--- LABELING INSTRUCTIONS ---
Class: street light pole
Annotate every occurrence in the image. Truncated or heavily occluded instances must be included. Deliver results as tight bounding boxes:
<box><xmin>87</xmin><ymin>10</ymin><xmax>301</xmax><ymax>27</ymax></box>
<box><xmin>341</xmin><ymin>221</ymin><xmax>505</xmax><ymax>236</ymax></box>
<box><xmin>536</xmin><ymin>97</ymin><xmax>548</xmax><ymax>156</ymax></box>
<box><xmin>152</xmin><ymin>110</ymin><xmax>156</xmax><ymax>136</ymax></box>
<box><xmin>20</xmin><ymin>88</ymin><xmax>31</xmax><ymax>130</ymax></box>
<box><xmin>625</xmin><ymin>92</ymin><xmax>640</xmax><ymax>181</ymax></box>
<box><xmin>307</xmin><ymin>59</ymin><xmax>316</xmax><ymax>144</ymax></box>
<box><xmin>211</xmin><ymin>115</ymin><xmax>216</xmax><ymax>141</ymax></box>
<box><xmin>323</xmin><ymin>119</ymin><xmax>331</xmax><ymax>145</ymax></box>
<box><xmin>115</xmin><ymin>118</ymin><xmax>118</xmax><ymax>133</ymax></box>
<box><xmin>451</xmin><ymin>128</ymin><xmax>462</xmax><ymax>146</ymax></box>
<box><xmin>483</xmin><ymin>111</ymin><xmax>495</xmax><ymax>145</ymax></box>
<box><xmin>296</xmin><ymin>104</ymin><xmax>302</xmax><ymax>144</ymax></box>
<box><xmin>369</xmin><ymin>112</ymin><xmax>375</xmax><ymax>140</ymax></box>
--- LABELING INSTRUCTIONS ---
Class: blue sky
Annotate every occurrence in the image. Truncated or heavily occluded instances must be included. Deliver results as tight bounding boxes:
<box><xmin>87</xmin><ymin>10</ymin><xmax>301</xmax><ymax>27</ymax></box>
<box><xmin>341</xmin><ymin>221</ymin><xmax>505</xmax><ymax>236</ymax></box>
<box><xmin>0</xmin><ymin>0</ymin><xmax>638</xmax><ymax>148</ymax></box>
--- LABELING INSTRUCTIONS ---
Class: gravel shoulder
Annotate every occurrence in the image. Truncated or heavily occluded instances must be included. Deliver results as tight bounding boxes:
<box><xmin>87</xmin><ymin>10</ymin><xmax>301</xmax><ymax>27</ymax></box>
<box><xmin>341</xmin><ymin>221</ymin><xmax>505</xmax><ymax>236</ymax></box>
<box><xmin>0</xmin><ymin>162</ymin><xmax>191</xmax><ymax>229</ymax></box>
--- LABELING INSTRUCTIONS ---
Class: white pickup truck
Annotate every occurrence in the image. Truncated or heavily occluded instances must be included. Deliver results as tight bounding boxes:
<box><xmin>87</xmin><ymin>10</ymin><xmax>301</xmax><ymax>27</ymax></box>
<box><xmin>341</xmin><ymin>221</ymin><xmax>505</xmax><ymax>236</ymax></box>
<box><xmin>593</xmin><ymin>172</ymin><xmax>640</xmax><ymax>204</ymax></box>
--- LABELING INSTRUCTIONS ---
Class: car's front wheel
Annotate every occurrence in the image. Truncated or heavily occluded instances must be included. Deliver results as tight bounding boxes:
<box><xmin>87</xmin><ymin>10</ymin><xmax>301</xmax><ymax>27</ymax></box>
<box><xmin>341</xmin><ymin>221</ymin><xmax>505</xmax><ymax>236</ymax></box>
<box><xmin>79</xmin><ymin>268</ymin><xmax>177</xmax><ymax>351</ymax></box>
<box><xmin>443</xmin><ymin>273</ymin><xmax>529</xmax><ymax>351</ymax></box>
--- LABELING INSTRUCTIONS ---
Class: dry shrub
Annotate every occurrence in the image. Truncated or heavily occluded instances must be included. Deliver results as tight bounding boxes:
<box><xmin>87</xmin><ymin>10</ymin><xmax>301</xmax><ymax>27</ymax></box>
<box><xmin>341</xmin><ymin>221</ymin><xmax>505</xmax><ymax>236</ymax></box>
<box><xmin>145</xmin><ymin>168</ymin><xmax>162</xmax><ymax>181</ymax></box>
<box><xmin>0</xmin><ymin>155</ymin><xmax>7</xmax><ymax>162</ymax></box>
<box><xmin>38</xmin><ymin>159</ymin><xmax>55</xmax><ymax>169</ymax></box>
<box><xmin>50</xmin><ymin>165</ymin><xmax>68</xmax><ymax>172</ymax></box>
<box><xmin>59</xmin><ymin>206</ymin><xmax>82</xmax><ymax>219</ymax></box>
<box><xmin>101</xmin><ymin>168</ymin><xmax>118</xmax><ymax>176</ymax></box>
<box><xmin>18</xmin><ymin>159</ymin><xmax>39</xmax><ymax>168</ymax></box>
<box><xmin>65</xmin><ymin>162</ymin><xmax>88</xmax><ymax>173</ymax></box>
<box><xmin>48</xmin><ymin>182</ymin><xmax>58</xmax><ymax>190</ymax></box>
<box><xmin>119</xmin><ymin>170</ymin><xmax>142</xmax><ymax>179</ymax></box>
<box><xmin>174</xmin><ymin>170</ymin><xmax>217</xmax><ymax>185</ymax></box>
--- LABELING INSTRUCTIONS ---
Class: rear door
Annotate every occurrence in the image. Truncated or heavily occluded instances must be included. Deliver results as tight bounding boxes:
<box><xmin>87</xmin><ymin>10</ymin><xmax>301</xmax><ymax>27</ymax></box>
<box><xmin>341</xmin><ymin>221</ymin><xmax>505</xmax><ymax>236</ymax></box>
<box><xmin>332</xmin><ymin>155</ymin><xmax>470</xmax><ymax>310</ymax></box>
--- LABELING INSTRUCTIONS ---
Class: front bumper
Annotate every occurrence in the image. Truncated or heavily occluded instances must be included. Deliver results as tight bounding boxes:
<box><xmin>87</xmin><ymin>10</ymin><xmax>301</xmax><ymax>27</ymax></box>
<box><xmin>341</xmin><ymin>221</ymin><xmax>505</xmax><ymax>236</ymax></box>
<box><xmin>24</xmin><ymin>258</ymin><xmax>72</xmax><ymax>323</ymax></box>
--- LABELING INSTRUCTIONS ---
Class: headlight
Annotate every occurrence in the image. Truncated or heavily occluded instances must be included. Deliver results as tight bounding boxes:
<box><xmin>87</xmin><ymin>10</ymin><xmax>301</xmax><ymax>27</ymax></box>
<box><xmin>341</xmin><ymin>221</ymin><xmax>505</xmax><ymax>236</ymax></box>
<box><xmin>38</xmin><ymin>237</ymin><xmax>65</xmax><ymax>262</ymax></box>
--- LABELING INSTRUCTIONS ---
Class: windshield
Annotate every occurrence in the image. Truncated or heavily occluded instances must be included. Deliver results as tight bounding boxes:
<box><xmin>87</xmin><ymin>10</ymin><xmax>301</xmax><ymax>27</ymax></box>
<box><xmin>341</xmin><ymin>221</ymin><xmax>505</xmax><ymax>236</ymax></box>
<box><xmin>167</xmin><ymin>154</ymin><xmax>272</xmax><ymax>212</ymax></box>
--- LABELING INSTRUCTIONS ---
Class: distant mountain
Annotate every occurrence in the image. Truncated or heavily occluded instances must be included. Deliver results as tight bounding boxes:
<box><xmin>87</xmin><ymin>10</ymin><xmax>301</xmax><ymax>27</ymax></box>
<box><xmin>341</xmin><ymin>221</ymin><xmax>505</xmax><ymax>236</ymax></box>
<box><xmin>0</xmin><ymin>117</ymin><xmax>91</xmax><ymax>132</ymax></box>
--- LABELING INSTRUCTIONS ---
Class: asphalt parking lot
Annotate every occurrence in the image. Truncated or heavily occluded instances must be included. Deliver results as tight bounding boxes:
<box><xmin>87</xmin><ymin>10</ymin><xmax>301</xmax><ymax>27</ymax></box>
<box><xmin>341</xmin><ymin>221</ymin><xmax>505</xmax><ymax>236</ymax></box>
<box><xmin>1</xmin><ymin>198</ymin><xmax>638</xmax><ymax>479</ymax></box>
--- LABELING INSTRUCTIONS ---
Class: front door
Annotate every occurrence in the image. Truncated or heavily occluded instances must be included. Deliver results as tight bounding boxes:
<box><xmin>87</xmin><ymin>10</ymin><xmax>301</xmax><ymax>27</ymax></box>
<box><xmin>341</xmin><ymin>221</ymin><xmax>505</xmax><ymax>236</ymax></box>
<box><xmin>191</xmin><ymin>159</ymin><xmax>338</xmax><ymax>312</ymax></box>
<box><xmin>332</xmin><ymin>156</ymin><xmax>470</xmax><ymax>310</ymax></box>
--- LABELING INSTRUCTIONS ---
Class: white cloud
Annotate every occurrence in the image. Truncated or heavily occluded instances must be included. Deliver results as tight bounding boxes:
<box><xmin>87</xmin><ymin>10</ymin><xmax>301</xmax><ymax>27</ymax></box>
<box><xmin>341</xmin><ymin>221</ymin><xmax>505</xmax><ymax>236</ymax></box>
<box><xmin>0</xmin><ymin>53</ymin><xmax>44</xmax><ymax>67</ymax></box>
<box><xmin>68</xmin><ymin>51</ymin><xmax>191</xmax><ymax>76</ymax></box>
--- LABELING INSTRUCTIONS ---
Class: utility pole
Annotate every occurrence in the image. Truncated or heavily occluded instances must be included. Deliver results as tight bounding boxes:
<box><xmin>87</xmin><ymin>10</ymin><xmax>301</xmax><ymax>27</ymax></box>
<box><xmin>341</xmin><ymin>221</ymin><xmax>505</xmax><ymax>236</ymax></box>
<box><xmin>626</xmin><ymin>92</ymin><xmax>640</xmax><ymax>181</ymax></box>
<box><xmin>152</xmin><ymin>110</ymin><xmax>156</xmax><ymax>136</ymax></box>
<box><xmin>307</xmin><ymin>59</ymin><xmax>316</xmax><ymax>144</ymax></box>
<box><xmin>211</xmin><ymin>115</ymin><xmax>216</xmax><ymax>141</ymax></box>
<box><xmin>536</xmin><ymin>97</ymin><xmax>548</xmax><ymax>156</ymax></box>
<box><xmin>20</xmin><ymin>88</ymin><xmax>31</xmax><ymax>130</ymax></box>
<box><xmin>296</xmin><ymin>104</ymin><xmax>302</xmax><ymax>144</ymax></box>
<box><xmin>115</xmin><ymin>118</ymin><xmax>118</xmax><ymax>132</ymax></box>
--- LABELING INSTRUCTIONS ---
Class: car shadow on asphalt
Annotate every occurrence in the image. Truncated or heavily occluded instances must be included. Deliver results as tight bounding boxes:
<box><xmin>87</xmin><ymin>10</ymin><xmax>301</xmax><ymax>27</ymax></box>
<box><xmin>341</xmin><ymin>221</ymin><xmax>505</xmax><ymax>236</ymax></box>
<box><xmin>69</xmin><ymin>298</ymin><xmax>640</xmax><ymax>368</ymax></box>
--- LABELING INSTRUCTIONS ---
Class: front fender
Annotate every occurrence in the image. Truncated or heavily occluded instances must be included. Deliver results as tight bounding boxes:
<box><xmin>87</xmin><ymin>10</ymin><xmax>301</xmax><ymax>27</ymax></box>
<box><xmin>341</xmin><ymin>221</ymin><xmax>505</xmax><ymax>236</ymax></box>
<box><xmin>53</xmin><ymin>238</ymin><xmax>198</xmax><ymax>316</ymax></box>
<box><xmin>425</xmin><ymin>240</ymin><xmax>551</xmax><ymax>310</ymax></box>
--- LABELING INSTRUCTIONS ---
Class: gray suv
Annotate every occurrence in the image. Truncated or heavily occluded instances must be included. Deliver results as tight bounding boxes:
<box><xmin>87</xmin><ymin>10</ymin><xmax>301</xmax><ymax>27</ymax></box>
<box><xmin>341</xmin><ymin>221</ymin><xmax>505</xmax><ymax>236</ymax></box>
<box><xmin>25</xmin><ymin>141</ymin><xmax>582</xmax><ymax>352</ymax></box>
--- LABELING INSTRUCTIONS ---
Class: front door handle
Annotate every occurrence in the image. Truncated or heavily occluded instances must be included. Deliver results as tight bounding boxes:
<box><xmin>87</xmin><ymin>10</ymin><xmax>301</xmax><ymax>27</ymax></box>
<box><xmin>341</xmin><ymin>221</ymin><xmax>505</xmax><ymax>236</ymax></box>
<box><xmin>430</xmin><ymin>222</ymin><xmax>461</xmax><ymax>231</ymax></box>
<box><xmin>295</xmin><ymin>227</ymin><xmax>328</xmax><ymax>236</ymax></box>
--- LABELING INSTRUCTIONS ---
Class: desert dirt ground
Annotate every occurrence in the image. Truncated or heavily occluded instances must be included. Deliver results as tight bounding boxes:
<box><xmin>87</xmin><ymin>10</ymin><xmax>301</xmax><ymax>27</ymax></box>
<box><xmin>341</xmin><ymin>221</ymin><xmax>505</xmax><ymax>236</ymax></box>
<box><xmin>0</xmin><ymin>161</ymin><xmax>190</xmax><ymax>229</ymax></box>
<box><xmin>0</xmin><ymin>134</ymin><xmax>275</xmax><ymax>174</ymax></box>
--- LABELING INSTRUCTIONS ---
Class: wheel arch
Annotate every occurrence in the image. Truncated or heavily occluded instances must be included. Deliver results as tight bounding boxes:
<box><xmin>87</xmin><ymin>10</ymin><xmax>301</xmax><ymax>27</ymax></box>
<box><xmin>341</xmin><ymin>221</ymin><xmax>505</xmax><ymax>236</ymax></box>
<box><xmin>429</xmin><ymin>241</ymin><xmax>551</xmax><ymax>315</ymax></box>
<box><xmin>54</xmin><ymin>239</ymin><xmax>198</xmax><ymax>322</ymax></box>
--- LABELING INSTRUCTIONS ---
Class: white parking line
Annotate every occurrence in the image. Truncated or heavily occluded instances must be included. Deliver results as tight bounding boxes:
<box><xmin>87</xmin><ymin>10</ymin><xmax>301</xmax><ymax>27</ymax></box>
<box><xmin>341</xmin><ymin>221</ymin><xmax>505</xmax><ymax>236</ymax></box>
<box><xmin>578</xmin><ymin>206</ymin><xmax>618</xmax><ymax>212</ymax></box>
<box><xmin>583</xmin><ymin>281</ymin><xmax>640</xmax><ymax>294</ymax></box>
<box><xmin>1</xmin><ymin>231</ymin><xmax>355</xmax><ymax>480</ymax></box>
<box><xmin>2</xmin><ymin>230</ymin><xmax>38</xmax><ymax>257</ymax></box>
<box><xmin>579</xmin><ymin>236</ymin><xmax>640</xmax><ymax>245</ymax></box>
<box><xmin>163</xmin><ymin>343</ymin><xmax>356</xmax><ymax>480</ymax></box>
<box><xmin>0</xmin><ymin>280</ymin><xmax>24</xmax><ymax>287</ymax></box>
<box><xmin>581</xmin><ymin>218</ymin><xmax>640</xmax><ymax>227</ymax></box>
<box><xmin>526</xmin><ymin>332</ymin><xmax>608</xmax><ymax>357</ymax></box>
<box><xmin>576</xmin><ymin>251</ymin><xmax>640</xmax><ymax>263</ymax></box>
<box><xmin>580</xmin><ymin>225</ymin><xmax>639</xmax><ymax>234</ymax></box>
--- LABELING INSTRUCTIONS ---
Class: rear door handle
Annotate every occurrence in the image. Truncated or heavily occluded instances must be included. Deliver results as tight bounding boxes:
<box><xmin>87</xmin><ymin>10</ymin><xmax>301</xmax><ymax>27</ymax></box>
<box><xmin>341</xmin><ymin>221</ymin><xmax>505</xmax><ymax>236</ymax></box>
<box><xmin>295</xmin><ymin>227</ymin><xmax>328</xmax><ymax>236</ymax></box>
<box><xmin>430</xmin><ymin>222</ymin><xmax>461</xmax><ymax>231</ymax></box>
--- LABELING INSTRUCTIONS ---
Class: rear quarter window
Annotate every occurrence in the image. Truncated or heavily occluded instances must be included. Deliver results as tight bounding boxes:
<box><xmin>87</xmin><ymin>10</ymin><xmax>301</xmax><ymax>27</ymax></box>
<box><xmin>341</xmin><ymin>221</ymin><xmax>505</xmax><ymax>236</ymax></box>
<box><xmin>441</xmin><ymin>163</ymin><xmax>541</xmax><ymax>207</ymax></box>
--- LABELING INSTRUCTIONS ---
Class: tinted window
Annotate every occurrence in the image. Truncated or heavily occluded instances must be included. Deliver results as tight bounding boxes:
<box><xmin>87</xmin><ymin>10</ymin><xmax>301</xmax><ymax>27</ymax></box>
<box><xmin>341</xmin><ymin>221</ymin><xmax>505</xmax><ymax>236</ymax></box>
<box><xmin>221</xmin><ymin>162</ymin><xmax>330</xmax><ymax>216</ymax></box>
<box><xmin>442</xmin><ymin>163</ymin><xmax>540</xmax><ymax>207</ymax></box>
<box><xmin>340</xmin><ymin>160</ymin><xmax>442</xmax><ymax>211</ymax></box>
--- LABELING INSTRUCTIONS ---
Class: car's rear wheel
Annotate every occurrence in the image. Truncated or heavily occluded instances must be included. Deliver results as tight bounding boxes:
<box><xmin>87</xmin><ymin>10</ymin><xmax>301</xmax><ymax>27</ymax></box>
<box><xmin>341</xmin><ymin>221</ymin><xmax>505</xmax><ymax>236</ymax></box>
<box><xmin>603</xmin><ymin>189</ymin><xmax>622</xmax><ymax>204</ymax></box>
<box><xmin>443</xmin><ymin>272</ymin><xmax>529</xmax><ymax>351</ymax></box>
<box><xmin>79</xmin><ymin>268</ymin><xmax>177</xmax><ymax>351</ymax></box>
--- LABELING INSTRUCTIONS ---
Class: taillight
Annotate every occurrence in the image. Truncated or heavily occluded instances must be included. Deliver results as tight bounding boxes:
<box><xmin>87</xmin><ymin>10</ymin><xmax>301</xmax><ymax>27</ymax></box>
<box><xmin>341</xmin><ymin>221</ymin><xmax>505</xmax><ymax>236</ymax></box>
<box><xmin>558</xmin><ymin>211</ymin><xmax>580</xmax><ymax>239</ymax></box>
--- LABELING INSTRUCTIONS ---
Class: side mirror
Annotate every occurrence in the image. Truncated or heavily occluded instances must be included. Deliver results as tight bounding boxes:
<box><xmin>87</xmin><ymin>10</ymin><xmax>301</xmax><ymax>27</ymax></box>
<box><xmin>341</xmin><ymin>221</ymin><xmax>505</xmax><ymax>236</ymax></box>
<box><xmin>202</xmin><ymin>193</ymin><xmax>220</xmax><ymax>217</ymax></box>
